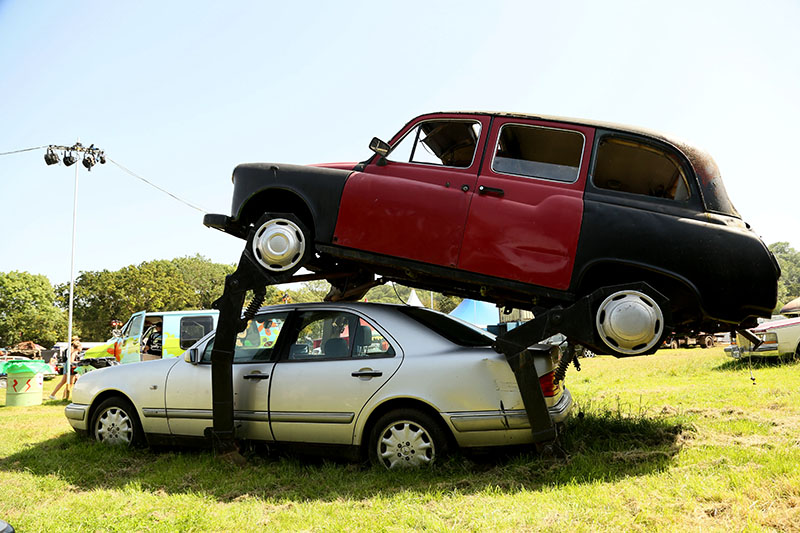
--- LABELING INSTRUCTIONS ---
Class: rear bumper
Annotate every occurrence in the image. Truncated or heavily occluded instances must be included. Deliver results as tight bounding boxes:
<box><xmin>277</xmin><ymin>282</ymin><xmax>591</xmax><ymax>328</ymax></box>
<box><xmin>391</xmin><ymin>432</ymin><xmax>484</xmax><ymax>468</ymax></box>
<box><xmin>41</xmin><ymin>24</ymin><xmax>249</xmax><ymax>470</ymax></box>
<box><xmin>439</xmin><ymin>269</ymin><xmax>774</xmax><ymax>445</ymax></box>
<box><xmin>446</xmin><ymin>388</ymin><xmax>573</xmax><ymax>433</ymax></box>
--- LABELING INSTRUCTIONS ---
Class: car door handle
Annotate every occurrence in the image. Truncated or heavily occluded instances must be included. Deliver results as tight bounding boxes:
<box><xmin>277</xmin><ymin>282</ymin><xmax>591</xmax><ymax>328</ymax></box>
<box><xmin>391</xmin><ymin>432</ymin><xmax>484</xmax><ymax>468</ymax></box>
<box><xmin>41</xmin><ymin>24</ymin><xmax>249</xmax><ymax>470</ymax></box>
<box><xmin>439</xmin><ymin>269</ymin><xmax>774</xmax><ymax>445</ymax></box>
<box><xmin>478</xmin><ymin>185</ymin><xmax>504</xmax><ymax>197</ymax></box>
<box><xmin>351</xmin><ymin>370</ymin><xmax>383</xmax><ymax>378</ymax></box>
<box><xmin>243</xmin><ymin>373</ymin><xmax>270</xmax><ymax>380</ymax></box>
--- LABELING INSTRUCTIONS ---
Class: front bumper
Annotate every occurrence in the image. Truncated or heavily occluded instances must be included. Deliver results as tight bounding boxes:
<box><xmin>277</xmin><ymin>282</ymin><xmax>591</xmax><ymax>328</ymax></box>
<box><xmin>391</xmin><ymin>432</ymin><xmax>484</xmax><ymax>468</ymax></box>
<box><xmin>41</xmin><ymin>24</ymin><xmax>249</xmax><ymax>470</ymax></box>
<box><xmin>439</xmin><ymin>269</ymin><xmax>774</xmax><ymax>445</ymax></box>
<box><xmin>65</xmin><ymin>403</ymin><xmax>89</xmax><ymax>431</ymax></box>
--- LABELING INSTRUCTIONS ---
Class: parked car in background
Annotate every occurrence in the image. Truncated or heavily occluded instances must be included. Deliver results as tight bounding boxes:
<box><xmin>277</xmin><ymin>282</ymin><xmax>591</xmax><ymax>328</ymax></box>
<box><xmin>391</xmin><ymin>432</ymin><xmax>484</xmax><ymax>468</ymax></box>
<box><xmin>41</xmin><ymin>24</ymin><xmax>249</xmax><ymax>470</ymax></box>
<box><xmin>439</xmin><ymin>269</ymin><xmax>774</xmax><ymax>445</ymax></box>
<box><xmin>661</xmin><ymin>332</ymin><xmax>715</xmax><ymax>350</ymax></box>
<box><xmin>731</xmin><ymin>316</ymin><xmax>800</xmax><ymax>359</ymax></box>
<box><xmin>65</xmin><ymin>302</ymin><xmax>572</xmax><ymax>468</ymax></box>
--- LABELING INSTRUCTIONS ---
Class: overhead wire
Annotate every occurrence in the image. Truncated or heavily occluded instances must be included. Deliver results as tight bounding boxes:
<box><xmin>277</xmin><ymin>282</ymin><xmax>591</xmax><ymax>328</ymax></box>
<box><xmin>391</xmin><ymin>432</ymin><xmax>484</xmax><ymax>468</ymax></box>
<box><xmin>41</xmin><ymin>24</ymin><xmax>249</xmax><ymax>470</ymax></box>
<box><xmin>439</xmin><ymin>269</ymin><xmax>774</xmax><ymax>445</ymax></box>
<box><xmin>1</xmin><ymin>145</ymin><xmax>211</xmax><ymax>214</ymax></box>
<box><xmin>0</xmin><ymin>145</ymin><xmax>49</xmax><ymax>156</ymax></box>
<box><xmin>107</xmin><ymin>158</ymin><xmax>209</xmax><ymax>214</ymax></box>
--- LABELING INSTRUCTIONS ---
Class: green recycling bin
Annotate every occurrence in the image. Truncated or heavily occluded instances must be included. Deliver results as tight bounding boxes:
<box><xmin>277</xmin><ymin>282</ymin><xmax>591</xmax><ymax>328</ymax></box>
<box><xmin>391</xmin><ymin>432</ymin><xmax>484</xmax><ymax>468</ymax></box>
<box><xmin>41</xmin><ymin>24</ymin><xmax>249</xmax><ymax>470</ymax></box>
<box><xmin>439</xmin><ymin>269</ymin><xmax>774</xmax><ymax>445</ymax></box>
<box><xmin>2</xmin><ymin>360</ymin><xmax>53</xmax><ymax>407</ymax></box>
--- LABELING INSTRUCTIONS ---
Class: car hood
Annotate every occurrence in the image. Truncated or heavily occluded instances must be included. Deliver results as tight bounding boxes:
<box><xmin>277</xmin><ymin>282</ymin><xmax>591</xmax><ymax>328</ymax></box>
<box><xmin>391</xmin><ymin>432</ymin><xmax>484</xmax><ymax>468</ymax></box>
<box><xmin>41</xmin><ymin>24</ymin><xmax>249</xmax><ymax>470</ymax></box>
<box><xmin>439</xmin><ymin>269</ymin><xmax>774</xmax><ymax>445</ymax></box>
<box><xmin>753</xmin><ymin>316</ymin><xmax>800</xmax><ymax>332</ymax></box>
<box><xmin>71</xmin><ymin>357</ymin><xmax>182</xmax><ymax>406</ymax></box>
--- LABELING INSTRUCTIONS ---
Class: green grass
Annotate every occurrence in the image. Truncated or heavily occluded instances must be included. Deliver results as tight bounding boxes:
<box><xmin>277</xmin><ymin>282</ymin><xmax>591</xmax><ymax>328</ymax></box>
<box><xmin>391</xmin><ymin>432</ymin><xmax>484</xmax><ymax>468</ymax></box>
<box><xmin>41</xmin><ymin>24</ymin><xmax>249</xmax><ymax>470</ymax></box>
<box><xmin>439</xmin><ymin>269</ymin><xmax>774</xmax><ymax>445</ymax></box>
<box><xmin>1</xmin><ymin>348</ymin><xmax>799</xmax><ymax>532</ymax></box>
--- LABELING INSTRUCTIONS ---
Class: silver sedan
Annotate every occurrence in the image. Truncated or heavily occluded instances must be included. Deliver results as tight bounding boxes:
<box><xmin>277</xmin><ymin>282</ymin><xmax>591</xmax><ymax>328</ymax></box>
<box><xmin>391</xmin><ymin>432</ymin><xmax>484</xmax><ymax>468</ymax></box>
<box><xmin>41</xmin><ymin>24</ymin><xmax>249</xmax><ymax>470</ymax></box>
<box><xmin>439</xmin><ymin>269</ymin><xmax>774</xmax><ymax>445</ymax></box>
<box><xmin>65</xmin><ymin>302</ymin><xmax>572</xmax><ymax>468</ymax></box>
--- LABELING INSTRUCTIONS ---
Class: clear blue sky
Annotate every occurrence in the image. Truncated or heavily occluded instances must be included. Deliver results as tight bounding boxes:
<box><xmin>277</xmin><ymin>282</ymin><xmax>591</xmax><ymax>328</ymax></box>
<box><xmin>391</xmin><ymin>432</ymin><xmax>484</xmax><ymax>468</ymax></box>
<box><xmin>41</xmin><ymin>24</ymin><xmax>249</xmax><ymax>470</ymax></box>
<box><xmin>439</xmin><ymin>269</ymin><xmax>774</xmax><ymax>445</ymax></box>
<box><xmin>1</xmin><ymin>0</ymin><xmax>798</xmax><ymax>285</ymax></box>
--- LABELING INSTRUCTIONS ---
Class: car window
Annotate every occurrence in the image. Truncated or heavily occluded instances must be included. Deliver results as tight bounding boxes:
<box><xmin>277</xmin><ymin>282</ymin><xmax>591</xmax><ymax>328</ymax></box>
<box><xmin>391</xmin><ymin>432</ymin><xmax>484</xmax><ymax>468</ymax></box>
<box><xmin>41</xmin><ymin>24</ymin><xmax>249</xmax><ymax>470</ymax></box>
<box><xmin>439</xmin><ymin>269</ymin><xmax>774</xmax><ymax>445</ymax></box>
<box><xmin>492</xmin><ymin>124</ymin><xmax>584</xmax><ymax>182</ymax></box>
<box><xmin>286</xmin><ymin>310</ymin><xmax>395</xmax><ymax>361</ymax></box>
<box><xmin>388</xmin><ymin>120</ymin><xmax>481</xmax><ymax>168</ymax></box>
<box><xmin>201</xmin><ymin>312</ymin><xmax>288</xmax><ymax>363</ymax></box>
<box><xmin>396</xmin><ymin>307</ymin><xmax>495</xmax><ymax>347</ymax></box>
<box><xmin>593</xmin><ymin>136</ymin><xmax>691</xmax><ymax>201</ymax></box>
<box><xmin>179</xmin><ymin>315</ymin><xmax>215</xmax><ymax>349</ymax></box>
<box><xmin>125</xmin><ymin>314</ymin><xmax>143</xmax><ymax>340</ymax></box>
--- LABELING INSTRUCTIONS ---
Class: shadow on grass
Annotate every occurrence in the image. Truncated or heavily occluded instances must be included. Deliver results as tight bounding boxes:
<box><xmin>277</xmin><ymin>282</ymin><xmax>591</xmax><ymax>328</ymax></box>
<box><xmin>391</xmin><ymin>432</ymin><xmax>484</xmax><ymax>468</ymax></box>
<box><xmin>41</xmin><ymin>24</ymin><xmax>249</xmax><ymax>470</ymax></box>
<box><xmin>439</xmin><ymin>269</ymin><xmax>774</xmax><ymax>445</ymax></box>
<box><xmin>0</xmin><ymin>407</ymin><xmax>687</xmax><ymax>502</ymax></box>
<box><xmin>714</xmin><ymin>353</ymin><xmax>800</xmax><ymax>372</ymax></box>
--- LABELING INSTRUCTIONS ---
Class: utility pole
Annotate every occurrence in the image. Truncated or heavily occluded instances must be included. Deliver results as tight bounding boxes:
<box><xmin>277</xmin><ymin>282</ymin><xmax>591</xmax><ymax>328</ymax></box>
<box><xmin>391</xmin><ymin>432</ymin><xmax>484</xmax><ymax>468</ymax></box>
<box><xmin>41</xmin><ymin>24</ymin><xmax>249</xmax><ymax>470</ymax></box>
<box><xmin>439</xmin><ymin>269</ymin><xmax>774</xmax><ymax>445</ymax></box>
<box><xmin>44</xmin><ymin>142</ymin><xmax>106</xmax><ymax>398</ymax></box>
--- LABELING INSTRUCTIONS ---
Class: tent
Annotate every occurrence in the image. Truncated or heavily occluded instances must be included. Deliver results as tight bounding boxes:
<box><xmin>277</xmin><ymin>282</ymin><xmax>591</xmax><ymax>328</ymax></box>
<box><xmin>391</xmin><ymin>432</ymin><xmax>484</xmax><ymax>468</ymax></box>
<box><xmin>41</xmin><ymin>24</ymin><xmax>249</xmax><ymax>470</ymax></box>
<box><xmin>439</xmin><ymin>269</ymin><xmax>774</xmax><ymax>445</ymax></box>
<box><xmin>406</xmin><ymin>289</ymin><xmax>424</xmax><ymax>307</ymax></box>
<box><xmin>449</xmin><ymin>299</ymin><xmax>499</xmax><ymax>329</ymax></box>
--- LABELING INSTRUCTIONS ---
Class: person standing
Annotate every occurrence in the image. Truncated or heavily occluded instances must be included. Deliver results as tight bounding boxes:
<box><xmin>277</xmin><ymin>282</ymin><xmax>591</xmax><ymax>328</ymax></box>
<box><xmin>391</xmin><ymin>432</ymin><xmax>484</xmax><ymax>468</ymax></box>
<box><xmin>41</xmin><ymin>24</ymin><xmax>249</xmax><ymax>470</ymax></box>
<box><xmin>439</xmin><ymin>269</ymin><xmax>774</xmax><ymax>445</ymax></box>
<box><xmin>49</xmin><ymin>336</ymin><xmax>81</xmax><ymax>400</ymax></box>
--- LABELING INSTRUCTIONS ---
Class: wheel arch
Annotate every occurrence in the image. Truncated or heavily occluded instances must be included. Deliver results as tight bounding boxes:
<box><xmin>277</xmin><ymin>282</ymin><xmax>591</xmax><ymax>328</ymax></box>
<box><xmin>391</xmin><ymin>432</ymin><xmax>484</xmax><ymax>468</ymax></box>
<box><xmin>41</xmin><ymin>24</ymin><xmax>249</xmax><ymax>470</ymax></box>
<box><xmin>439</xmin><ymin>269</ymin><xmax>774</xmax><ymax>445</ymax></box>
<box><xmin>357</xmin><ymin>397</ymin><xmax>456</xmax><ymax>454</ymax></box>
<box><xmin>574</xmin><ymin>259</ymin><xmax>704</xmax><ymax>327</ymax></box>
<box><xmin>87</xmin><ymin>389</ymin><xmax>146</xmax><ymax>442</ymax></box>
<box><xmin>237</xmin><ymin>188</ymin><xmax>317</xmax><ymax>239</ymax></box>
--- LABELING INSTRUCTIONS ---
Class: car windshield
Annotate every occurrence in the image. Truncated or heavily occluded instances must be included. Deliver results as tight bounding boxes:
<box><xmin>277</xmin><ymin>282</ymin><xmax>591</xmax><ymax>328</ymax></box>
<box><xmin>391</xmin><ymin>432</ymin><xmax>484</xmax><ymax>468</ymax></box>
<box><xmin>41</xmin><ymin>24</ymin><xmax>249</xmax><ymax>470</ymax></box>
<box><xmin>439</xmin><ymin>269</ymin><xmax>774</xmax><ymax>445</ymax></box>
<box><xmin>396</xmin><ymin>307</ymin><xmax>495</xmax><ymax>347</ymax></box>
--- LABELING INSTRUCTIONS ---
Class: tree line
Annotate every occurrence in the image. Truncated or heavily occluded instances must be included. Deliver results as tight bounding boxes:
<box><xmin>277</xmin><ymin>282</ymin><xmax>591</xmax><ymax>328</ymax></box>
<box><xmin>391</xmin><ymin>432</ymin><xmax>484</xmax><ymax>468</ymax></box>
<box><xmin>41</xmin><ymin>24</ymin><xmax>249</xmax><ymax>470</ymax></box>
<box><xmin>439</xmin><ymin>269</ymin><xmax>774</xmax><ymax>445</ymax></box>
<box><xmin>2</xmin><ymin>243</ymin><xmax>798</xmax><ymax>347</ymax></box>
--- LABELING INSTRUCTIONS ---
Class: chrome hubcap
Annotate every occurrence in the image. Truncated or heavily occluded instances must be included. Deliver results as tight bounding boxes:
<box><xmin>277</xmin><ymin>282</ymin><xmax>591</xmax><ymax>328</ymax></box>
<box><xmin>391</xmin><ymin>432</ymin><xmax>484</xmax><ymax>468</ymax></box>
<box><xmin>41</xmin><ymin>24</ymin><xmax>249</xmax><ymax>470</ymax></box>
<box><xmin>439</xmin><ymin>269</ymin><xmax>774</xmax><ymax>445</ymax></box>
<box><xmin>95</xmin><ymin>407</ymin><xmax>133</xmax><ymax>445</ymax></box>
<box><xmin>596</xmin><ymin>290</ymin><xmax>663</xmax><ymax>355</ymax></box>
<box><xmin>252</xmin><ymin>218</ymin><xmax>306</xmax><ymax>272</ymax></box>
<box><xmin>377</xmin><ymin>420</ymin><xmax>434</xmax><ymax>469</ymax></box>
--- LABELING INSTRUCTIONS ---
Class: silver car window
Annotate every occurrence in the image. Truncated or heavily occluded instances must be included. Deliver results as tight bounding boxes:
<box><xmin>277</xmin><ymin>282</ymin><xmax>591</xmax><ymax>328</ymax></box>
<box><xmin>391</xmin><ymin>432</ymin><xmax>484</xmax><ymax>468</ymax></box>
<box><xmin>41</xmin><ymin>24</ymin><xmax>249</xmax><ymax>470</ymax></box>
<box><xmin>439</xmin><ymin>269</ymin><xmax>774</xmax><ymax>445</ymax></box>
<box><xmin>286</xmin><ymin>310</ymin><xmax>395</xmax><ymax>361</ymax></box>
<box><xmin>201</xmin><ymin>312</ymin><xmax>288</xmax><ymax>363</ymax></box>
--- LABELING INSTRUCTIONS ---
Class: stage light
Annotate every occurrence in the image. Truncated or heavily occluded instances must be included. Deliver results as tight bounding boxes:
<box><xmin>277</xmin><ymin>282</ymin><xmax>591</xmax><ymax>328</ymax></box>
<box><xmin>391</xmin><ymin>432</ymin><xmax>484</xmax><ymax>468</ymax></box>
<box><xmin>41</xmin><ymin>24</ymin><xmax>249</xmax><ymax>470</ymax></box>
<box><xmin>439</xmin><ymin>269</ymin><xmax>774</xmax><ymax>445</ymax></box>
<box><xmin>82</xmin><ymin>153</ymin><xmax>96</xmax><ymax>170</ymax></box>
<box><xmin>44</xmin><ymin>147</ymin><xmax>60</xmax><ymax>165</ymax></box>
<box><xmin>63</xmin><ymin>152</ymin><xmax>77</xmax><ymax>166</ymax></box>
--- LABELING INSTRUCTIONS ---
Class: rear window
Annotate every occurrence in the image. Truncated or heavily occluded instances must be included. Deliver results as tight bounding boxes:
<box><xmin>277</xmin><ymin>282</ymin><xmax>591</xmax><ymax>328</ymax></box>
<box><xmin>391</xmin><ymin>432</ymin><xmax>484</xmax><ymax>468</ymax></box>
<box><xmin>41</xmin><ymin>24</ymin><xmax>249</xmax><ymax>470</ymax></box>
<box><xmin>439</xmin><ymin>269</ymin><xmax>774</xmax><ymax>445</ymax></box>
<box><xmin>593</xmin><ymin>137</ymin><xmax>691</xmax><ymax>201</ymax></box>
<box><xmin>180</xmin><ymin>315</ymin><xmax>215</xmax><ymax>349</ymax></box>
<box><xmin>396</xmin><ymin>307</ymin><xmax>494</xmax><ymax>347</ymax></box>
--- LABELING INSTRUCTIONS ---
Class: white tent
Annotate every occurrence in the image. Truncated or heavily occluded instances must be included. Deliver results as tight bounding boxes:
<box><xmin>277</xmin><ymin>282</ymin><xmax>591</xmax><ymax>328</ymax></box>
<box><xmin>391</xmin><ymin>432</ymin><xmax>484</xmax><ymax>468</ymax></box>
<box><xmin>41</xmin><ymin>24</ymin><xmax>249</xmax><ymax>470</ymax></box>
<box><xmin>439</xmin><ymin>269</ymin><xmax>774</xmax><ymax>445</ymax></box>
<box><xmin>449</xmin><ymin>299</ymin><xmax>499</xmax><ymax>329</ymax></box>
<box><xmin>406</xmin><ymin>289</ymin><xmax>424</xmax><ymax>307</ymax></box>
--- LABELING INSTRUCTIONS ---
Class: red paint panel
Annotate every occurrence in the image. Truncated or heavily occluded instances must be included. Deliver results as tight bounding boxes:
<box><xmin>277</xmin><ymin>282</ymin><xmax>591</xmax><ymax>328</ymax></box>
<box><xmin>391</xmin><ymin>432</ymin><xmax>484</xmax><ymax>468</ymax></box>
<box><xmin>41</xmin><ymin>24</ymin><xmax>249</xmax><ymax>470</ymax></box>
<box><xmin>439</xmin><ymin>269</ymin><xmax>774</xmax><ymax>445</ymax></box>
<box><xmin>334</xmin><ymin>114</ymin><xmax>490</xmax><ymax>267</ymax></box>
<box><xmin>334</xmin><ymin>165</ymin><xmax>473</xmax><ymax>266</ymax></box>
<box><xmin>458</xmin><ymin>119</ymin><xmax>595</xmax><ymax>290</ymax></box>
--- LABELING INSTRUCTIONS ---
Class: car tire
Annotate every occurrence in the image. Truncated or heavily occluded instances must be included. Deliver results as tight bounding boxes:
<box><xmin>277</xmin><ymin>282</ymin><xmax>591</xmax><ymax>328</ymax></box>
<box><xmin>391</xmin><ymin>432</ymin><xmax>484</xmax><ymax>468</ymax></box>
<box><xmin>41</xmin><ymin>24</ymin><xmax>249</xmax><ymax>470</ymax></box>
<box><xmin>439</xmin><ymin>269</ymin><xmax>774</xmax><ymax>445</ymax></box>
<box><xmin>368</xmin><ymin>409</ymin><xmax>449</xmax><ymax>469</ymax></box>
<box><xmin>91</xmin><ymin>396</ymin><xmax>143</xmax><ymax>447</ymax></box>
<box><xmin>702</xmin><ymin>336</ymin><xmax>714</xmax><ymax>349</ymax></box>
<box><xmin>669</xmin><ymin>341</ymin><xmax>678</xmax><ymax>350</ymax></box>
<box><xmin>250</xmin><ymin>212</ymin><xmax>312</xmax><ymax>276</ymax></box>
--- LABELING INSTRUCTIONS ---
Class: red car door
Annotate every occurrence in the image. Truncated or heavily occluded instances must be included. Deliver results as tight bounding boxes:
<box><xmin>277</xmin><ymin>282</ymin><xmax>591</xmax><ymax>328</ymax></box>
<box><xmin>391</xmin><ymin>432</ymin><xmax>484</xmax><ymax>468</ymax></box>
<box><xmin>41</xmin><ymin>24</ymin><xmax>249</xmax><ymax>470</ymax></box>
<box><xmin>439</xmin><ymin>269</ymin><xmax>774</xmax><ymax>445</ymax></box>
<box><xmin>333</xmin><ymin>114</ymin><xmax>491</xmax><ymax>268</ymax></box>
<box><xmin>458</xmin><ymin>118</ymin><xmax>595</xmax><ymax>290</ymax></box>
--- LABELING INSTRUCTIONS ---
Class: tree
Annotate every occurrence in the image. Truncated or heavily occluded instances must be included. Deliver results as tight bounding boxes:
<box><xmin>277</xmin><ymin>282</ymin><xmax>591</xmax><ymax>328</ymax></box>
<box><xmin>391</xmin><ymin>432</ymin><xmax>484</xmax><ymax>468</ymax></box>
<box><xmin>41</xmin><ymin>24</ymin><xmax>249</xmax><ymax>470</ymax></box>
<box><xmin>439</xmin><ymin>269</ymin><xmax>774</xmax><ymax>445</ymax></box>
<box><xmin>57</xmin><ymin>256</ymin><xmax>243</xmax><ymax>341</ymax></box>
<box><xmin>170</xmin><ymin>255</ymin><xmax>236</xmax><ymax>308</ymax></box>
<box><xmin>769</xmin><ymin>242</ymin><xmax>800</xmax><ymax>312</ymax></box>
<box><xmin>286</xmin><ymin>279</ymin><xmax>461</xmax><ymax>313</ymax></box>
<box><xmin>286</xmin><ymin>280</ymin><xmax>331</xmax><ymax>303</ymax></box>
<box><xmin>0</xmin><ymin>271</ymin><xmax>66</xmax><ymax>347</ymax></box>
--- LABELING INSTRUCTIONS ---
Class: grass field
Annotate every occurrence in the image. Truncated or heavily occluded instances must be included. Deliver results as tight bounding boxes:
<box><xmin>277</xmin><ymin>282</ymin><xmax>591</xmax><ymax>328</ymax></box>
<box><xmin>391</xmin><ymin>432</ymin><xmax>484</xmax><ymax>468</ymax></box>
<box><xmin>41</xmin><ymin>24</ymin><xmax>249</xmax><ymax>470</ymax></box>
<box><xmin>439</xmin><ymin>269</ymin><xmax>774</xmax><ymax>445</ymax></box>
<box><xmin>1</xmin><ymin>347</ymin><xmax>798</xmax><ymax>532</ymax></box>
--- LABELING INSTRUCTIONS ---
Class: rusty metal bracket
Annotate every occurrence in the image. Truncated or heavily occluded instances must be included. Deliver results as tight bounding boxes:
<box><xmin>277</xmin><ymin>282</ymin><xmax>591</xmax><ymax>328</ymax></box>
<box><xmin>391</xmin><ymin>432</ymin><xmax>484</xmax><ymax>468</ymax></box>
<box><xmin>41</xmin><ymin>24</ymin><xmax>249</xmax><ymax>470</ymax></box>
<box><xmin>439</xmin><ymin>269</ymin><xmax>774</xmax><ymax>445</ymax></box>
<box><xmin>493</xmin><ymin>282</ymin><xmax>669</xmax><ymax>443</ymax></box>
<box><xmin>207</xmin><ymin>229</ymin><xmax>285</xmax><ymax>454</ymax></box>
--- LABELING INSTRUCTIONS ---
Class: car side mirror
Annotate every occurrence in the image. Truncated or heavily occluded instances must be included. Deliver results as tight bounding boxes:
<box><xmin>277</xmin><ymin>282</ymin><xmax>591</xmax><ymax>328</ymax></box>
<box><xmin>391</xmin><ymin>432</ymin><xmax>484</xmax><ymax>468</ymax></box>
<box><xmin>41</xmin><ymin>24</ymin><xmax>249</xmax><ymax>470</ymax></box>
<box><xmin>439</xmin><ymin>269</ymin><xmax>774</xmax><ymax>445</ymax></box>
<box><xmin>369</xmin><ymin>137</ymin><xmax>391</xmax><ymax>166</ymax></box>
<box><xmin>185</xmin><ymin>348</ymin><xmax>199</xmax><ymax>364</ymax></box>
<box><xmin>369</xmin><ymin>137</ymin><xmax>390</xmax><ymax>156</ymax></box>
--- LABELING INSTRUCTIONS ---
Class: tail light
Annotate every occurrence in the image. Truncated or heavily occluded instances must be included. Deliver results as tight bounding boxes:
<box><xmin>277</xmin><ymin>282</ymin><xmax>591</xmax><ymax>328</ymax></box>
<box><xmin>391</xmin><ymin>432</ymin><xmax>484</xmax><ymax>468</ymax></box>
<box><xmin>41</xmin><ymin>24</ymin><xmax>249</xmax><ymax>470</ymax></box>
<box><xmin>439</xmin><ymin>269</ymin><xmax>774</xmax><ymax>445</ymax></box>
<box><xmin>539</xmin><ymin>370</ymin><xmax>561</xmax><ymax>398</ymax></box>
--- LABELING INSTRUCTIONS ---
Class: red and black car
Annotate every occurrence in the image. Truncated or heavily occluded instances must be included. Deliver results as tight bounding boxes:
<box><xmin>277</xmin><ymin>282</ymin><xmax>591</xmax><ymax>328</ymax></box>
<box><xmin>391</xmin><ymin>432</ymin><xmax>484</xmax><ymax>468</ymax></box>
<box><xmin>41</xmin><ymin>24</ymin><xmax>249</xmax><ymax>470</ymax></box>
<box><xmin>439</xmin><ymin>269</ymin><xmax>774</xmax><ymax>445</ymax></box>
<box><xmin>205</xmin><ymin>111</ymin><xmax>779</xmax><ymax>357</ymax></box>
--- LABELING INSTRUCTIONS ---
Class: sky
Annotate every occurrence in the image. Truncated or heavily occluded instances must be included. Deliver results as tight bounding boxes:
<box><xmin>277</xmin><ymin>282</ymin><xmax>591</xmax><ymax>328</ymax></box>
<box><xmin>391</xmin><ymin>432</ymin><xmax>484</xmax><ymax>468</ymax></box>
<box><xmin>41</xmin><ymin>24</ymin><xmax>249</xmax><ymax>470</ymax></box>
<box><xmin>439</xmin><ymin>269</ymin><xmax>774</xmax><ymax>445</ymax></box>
<box><xmin>1</xmin><ymin>0</ymin><xmax>798</xmax><ymax>286</ymax></box>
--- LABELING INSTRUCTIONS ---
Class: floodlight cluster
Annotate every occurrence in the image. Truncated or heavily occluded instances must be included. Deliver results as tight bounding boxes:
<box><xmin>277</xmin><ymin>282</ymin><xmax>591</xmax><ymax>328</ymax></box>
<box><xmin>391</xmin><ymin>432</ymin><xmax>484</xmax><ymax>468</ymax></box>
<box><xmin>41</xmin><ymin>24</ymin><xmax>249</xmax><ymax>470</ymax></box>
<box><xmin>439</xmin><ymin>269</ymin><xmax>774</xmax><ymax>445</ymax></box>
<box><xmin>44</xmin><ymin>142</ymin><xmax>106</xmax><ymax>171</ymax></box>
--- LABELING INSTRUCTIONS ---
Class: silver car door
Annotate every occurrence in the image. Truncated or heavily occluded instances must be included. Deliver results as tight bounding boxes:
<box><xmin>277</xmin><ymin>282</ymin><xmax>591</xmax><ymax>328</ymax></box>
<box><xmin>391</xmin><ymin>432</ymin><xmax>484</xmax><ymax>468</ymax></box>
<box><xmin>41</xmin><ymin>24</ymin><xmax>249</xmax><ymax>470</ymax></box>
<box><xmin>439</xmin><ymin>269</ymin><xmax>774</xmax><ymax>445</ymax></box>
<box><xmin>269</xmin><ymin>310</ymin><xmax>402</xmax><ymax>445</ymax></box>
<box><xmin>164</xmin><ymin>312</ymin><xmax>287</xmax><ymax>440</ymax></box>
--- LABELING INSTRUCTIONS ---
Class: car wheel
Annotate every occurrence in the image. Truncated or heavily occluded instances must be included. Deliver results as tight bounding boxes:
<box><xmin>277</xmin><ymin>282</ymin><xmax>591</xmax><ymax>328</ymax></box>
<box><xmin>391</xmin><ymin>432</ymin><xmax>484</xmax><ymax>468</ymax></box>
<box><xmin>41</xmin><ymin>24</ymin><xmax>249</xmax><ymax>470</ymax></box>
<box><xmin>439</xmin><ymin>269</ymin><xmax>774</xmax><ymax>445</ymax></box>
<box><xmin>250</xmin><ymin>213</ymin><xmax>312</xmax><ymax>275</ymax></box>
<box><xmin>702</xmin><ymin>336</ymin><xmax>714</xmax><ymax>348</ymax></box>
<box><xmin>595</xmin><ymin>289</ymin><xmax>665</xmax><ymax>355</ymax></box>
<box><xmin>669</xmin><ymin>341</ymin><xmax>678</xmax><ymax>350</ymax></box>
<box><xmin>91</xmin><ymin>396</ymin><xmax>143</xmax><ymax>446</ymax></box>
<box><xmin>368</xmin><ymin>409</ymin><xmax>449</xmax><ymax>469</ymax></box>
